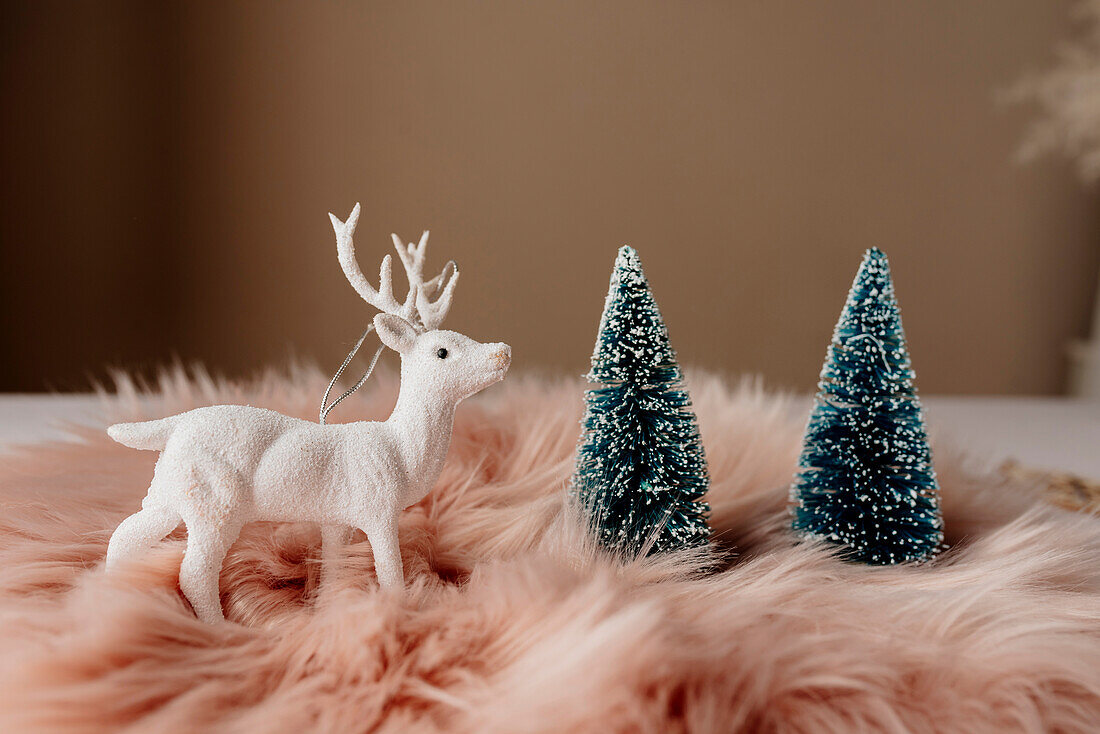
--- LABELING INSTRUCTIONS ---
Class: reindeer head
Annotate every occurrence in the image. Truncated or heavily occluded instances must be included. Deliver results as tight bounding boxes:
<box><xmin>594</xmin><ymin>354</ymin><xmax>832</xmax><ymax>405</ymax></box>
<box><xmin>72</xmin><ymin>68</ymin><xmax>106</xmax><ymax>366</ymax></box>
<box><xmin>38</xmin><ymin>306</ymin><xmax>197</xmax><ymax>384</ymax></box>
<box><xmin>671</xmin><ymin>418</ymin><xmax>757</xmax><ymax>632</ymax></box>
<box><xmin>329</xmin><ymin>203</ymin><xmax>511</xmax><ymax>403</ymax></box>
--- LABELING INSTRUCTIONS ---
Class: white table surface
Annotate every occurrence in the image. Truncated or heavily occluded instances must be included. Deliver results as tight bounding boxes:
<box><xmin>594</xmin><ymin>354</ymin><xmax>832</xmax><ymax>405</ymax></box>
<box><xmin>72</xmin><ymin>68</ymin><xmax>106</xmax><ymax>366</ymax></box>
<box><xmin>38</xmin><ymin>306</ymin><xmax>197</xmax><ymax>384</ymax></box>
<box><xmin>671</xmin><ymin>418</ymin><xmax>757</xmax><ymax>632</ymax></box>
<box><xmin>0</xmin><ymin>394</ymin><xmax>1097</xmax><ymax>482</ymax></box>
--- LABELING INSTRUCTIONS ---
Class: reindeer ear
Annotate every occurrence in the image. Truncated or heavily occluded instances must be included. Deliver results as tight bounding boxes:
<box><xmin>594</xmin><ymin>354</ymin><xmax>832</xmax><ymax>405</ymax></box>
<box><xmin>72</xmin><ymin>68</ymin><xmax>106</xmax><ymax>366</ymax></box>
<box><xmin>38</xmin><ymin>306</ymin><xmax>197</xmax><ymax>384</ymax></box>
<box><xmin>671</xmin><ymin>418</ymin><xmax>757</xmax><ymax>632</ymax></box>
<box><xmin>374</xmin><ymin>313</ymin><xmax>418</xmax><ymax>353</ymax></box>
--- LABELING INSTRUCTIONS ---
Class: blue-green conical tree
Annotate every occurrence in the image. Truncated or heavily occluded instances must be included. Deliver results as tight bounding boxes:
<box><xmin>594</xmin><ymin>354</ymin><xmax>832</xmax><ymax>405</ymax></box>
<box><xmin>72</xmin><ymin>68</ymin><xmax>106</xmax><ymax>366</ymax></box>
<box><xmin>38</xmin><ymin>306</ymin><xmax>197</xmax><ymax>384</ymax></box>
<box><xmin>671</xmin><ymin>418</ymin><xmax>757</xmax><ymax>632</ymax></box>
<box><xmin>791</xmin><ymin>248</ymin><xmax>944</xmax><ymax>565</ymax></box>
<box><xmin>572</xmin><ymin>246</ymin><xmax>710</xmax><ymax>557</ymax></box>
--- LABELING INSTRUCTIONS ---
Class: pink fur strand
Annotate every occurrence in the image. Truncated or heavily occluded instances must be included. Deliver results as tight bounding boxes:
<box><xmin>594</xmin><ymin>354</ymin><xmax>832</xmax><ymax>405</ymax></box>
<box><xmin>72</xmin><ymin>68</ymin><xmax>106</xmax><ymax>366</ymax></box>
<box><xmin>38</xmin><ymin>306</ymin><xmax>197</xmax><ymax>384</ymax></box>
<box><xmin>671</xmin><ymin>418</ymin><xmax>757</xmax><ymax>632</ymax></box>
<box><xmin>0</xmin><ymin>367</ymin><xmax>1098</xmax><ymax>732</ymax></box>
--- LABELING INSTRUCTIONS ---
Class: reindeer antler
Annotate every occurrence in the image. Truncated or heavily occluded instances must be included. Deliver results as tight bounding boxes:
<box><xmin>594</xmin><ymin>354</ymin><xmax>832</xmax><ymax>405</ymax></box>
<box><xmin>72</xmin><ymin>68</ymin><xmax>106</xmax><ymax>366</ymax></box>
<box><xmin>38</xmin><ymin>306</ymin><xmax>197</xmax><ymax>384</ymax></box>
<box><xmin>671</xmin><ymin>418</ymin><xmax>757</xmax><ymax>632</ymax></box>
<box><xmin>330</xmin><ymin>203</ymin><xmax>458</xmax><ymax>331</ymax></box>
<box><xmin>390</xmin><ymin>230</ymin><xmax>459</xmax><ymax>331</ymax></box>
<box><xmin>330</xmin><ymin>203</ymin><xmax>418</xmax><ymax>324</ymax></box>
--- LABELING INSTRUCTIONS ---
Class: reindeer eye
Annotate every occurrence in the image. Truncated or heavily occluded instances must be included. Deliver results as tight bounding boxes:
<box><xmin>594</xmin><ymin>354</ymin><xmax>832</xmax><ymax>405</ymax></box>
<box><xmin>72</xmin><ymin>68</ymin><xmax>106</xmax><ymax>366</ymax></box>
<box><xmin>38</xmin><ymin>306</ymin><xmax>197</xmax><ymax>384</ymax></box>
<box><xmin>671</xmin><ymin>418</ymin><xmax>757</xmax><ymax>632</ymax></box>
<box><xmin>436</xmin><ymin>348</ymin><xmax>448</xmax><ymax>359</ymax></box>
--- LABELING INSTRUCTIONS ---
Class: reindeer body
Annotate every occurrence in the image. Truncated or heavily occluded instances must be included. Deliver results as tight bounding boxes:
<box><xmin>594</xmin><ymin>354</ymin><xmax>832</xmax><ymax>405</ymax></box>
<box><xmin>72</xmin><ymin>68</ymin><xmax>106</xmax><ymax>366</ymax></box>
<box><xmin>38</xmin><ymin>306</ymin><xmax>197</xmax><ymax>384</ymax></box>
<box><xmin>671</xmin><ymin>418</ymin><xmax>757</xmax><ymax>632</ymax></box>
<box><xmin>112</xmin><ymin>402</ymin><xmax>448</xmax><ymax>527</ymax></box>
<box><xmin>105</xmin><ymin>205</ymin><xmax>510</xmax><ymax>622</ymax></box>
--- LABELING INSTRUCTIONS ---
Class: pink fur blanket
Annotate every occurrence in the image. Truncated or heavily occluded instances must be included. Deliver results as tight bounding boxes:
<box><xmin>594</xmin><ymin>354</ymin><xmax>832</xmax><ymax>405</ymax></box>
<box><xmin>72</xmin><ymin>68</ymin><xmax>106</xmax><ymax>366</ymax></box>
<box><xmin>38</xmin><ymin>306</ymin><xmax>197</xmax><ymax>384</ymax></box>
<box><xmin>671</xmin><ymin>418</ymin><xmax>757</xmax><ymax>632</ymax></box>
<box><xmin>1</xmin><ymin>368</ymin><xmax>1098</xmax><ymax>733</ymax></box>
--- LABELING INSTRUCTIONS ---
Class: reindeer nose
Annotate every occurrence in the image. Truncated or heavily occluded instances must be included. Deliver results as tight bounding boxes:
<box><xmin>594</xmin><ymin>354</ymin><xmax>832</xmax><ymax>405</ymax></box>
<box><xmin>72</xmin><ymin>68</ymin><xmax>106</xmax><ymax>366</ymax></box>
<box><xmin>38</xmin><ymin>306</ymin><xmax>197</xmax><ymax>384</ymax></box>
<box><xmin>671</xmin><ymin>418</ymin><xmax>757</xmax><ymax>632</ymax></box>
<box><xmin>491</xmin><ymin>344</ymin><xmax>511</xmax><ymax>371</ymax></box>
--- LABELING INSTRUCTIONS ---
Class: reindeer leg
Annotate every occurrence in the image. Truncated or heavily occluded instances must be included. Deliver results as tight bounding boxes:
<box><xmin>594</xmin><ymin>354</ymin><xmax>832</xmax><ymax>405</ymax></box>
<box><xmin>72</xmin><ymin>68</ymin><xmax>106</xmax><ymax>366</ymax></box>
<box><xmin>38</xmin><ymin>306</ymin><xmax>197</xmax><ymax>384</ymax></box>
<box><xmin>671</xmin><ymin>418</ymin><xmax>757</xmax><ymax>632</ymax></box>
<box><xmin>105</xmin><ymin>504</ymin><xmax>181</xmax><ymax>571</ymax></box>
<box><xmin>179</xmin><ymin>521</ymin><xmax>241</xmax><ymax>623</ymax></box>
<box><xmin>364</xmin><ymin>515</ymin><xmax>403</xmax><ymax>590</ymax></box>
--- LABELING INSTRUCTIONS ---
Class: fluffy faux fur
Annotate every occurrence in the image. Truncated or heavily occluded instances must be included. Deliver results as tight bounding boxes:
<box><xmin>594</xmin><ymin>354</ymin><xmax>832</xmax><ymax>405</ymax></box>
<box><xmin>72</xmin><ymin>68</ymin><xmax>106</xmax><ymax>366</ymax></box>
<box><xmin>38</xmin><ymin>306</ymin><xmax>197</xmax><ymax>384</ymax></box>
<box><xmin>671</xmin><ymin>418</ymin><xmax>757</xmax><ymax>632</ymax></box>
<box><xmin>0</xmin><ymin>366</ymin><xmax>1098</xmax><ymax>733</ymax></box>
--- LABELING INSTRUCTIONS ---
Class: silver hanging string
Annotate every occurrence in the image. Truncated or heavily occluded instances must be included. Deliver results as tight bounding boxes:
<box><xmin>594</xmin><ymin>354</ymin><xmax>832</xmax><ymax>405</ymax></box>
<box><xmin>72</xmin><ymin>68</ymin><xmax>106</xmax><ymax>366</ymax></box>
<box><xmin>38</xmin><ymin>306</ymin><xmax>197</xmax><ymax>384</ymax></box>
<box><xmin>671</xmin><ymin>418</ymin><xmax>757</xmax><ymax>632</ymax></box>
<box><xmin>319</xmin><ymin>324</ymin><xmax>386</xmax><ymax>425</ymax></box>
<box><xmin>815</xmin><ymin>333</ymin><xmax>894</xmax><ymax>412</ymax></box>
<box><xmin>846</xmin><ymin>332</ymin><xmax>892</xmax><ymax>371</ymax></box>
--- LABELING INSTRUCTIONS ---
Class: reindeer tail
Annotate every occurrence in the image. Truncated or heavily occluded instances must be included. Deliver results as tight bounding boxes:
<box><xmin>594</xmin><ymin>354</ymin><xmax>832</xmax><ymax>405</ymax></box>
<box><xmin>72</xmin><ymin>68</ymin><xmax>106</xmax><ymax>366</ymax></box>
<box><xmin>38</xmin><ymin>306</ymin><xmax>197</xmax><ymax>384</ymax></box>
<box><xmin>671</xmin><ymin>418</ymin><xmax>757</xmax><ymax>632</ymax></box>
<box><xmin>107</xmin><ymin>416</ymin><xmax>181</xmax><ymax>451</ymax></box>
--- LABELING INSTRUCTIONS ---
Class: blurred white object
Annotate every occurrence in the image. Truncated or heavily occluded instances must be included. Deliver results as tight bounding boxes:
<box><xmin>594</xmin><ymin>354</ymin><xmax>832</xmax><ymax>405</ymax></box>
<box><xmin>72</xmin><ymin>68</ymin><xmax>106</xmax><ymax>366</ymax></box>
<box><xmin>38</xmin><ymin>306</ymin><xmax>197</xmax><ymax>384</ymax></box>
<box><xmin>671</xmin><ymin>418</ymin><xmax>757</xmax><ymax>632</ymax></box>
<box><xmin>1069</xmin><ymin>264</ymin><xmax>1100</xmax><ymax>399</ymax></box>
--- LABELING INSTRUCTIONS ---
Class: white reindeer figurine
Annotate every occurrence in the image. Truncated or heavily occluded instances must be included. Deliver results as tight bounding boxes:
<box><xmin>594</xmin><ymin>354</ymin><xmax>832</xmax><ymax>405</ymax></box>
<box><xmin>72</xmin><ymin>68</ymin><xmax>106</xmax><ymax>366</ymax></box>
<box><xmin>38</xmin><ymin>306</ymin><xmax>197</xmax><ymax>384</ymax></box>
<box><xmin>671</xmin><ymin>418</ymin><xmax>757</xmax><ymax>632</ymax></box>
<box><xmin>105</xmin><ymin>203</ymin><xmax>510</xmax><ymax>622</ymax></box>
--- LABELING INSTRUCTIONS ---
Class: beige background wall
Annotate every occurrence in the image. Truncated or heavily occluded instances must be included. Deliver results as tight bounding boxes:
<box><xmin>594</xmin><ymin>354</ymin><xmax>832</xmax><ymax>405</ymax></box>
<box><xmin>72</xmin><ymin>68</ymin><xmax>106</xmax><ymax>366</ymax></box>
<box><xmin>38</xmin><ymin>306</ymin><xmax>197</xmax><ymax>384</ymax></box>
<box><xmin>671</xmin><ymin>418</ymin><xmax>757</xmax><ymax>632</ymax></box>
<box><xmin>2</xmin><ymin>1</ymin><xmax>1098</xmax><ymax>393</ymax></box>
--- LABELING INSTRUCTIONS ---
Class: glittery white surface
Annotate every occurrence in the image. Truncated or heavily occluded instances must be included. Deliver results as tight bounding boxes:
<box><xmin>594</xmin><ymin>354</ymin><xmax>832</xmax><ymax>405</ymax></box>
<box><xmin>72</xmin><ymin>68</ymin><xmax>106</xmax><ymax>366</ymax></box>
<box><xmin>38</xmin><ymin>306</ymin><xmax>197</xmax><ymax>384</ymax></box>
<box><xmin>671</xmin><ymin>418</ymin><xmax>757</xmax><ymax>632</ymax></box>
<box><xmin>103</xmin><ymin>207</ymin><xmax>509</xmax><ymax>622</ymax></box>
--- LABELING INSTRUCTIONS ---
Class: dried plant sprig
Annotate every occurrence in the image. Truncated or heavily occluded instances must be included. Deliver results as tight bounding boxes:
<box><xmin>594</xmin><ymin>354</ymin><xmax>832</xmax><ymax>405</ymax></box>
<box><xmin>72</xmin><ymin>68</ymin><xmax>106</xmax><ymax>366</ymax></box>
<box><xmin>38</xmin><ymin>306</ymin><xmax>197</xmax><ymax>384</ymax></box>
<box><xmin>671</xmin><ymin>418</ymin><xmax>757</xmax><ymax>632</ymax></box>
<box><xmin>1011</xmin><ymin>1</ymin><xmax>1100</xmax><ymax>181</ymax></box>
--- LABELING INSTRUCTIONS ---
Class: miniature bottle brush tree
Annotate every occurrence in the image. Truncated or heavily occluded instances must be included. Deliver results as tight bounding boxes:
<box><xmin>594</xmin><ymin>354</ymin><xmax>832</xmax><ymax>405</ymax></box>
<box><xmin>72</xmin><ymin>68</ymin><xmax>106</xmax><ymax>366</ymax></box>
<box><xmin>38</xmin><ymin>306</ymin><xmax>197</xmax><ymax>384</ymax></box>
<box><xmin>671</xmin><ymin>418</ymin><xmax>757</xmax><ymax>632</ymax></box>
<box><xmin>572</xmin><ymin>246</ymin><xmax>711</xmax><ymax>558</ymax></box>
<box><xmin>790</xmin><ymin>248</ymin><xmax>944</xmax><ymax>565</ymax></box>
